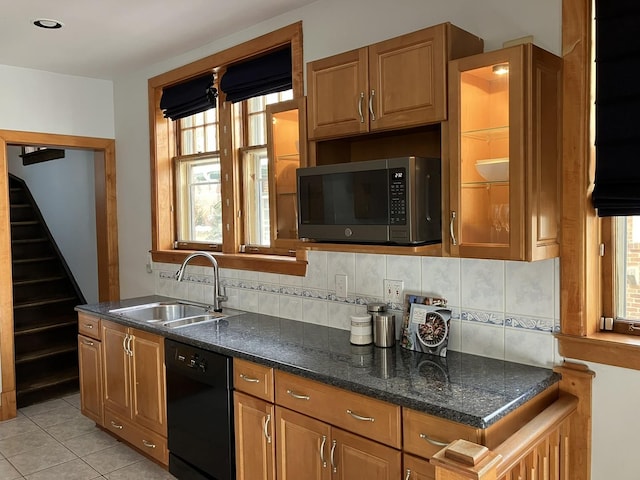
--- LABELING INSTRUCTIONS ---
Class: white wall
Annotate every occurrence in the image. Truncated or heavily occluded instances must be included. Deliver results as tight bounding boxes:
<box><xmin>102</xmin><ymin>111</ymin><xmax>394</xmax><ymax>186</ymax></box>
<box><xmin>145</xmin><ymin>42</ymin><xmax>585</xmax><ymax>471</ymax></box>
<box><xmin>0</xmin><ymin>65</ymin><xmax>114</xmax><ymax>138</ymax></box>
<box><xmin>7</xmin><ymin>146</ymin><xmax>99</xmax><ymax>304</ymax></box>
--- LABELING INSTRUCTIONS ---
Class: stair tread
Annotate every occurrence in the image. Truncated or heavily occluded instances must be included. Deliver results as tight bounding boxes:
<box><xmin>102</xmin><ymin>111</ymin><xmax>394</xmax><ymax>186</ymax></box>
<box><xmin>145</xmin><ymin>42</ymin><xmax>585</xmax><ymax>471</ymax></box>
<box><xmin>16</xmin><ymin>368</ymin><xmax>79</xmax><ymax>394</ymax></box>
<box><xmin>11</xmin><ymin>238</ymin><xmax>48</xmax><ymax>244</ymax></box>
<box><xmin>15</xmin><ymin>343</ymin><xmax>78</xmax><ymax>365</ymax></box>
<box><xmin>12</xmin><ymin>256</ymin><xmax>57</xmax><ymax>264</ymax></box>
<box><xmin>15</xmin><ymin>318</ymin><xmax>77</xmax><ymax>336</ymax></box>
<box><xmin>10</xmin><ymin>220</ymin><xmax>39</xmax><ymax>225</ymax></box>
<box><xmin>13</xmin><ymin>275</ymin><xmax>67</xmax><ymax>286</ymax></box>
<box><xmin>13</xmin><ymin>296</ymin><xmax>79</xmax><ymax>310</ymax></box>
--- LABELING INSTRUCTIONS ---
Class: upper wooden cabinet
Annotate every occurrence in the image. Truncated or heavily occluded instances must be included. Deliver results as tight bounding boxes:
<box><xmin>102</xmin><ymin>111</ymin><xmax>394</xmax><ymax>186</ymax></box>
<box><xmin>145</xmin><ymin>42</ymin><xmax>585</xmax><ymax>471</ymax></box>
<box><xmin>447</xmin><ymin>43</ymin><xmax>562</xmax><ymax>261</ymax></box>
<box><xmin>307</xmin><ymin>23</ymin><xmax>483</xmax><ymax>140</ymax></box>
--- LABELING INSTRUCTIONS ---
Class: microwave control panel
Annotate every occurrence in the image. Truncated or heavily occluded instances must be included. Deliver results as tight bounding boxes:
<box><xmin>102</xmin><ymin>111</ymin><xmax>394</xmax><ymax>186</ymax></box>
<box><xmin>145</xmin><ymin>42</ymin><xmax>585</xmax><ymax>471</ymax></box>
<box><xmin>389</xmin><ymin>167</ymin><xmax>407</xmax><ymax>225</ymax></box>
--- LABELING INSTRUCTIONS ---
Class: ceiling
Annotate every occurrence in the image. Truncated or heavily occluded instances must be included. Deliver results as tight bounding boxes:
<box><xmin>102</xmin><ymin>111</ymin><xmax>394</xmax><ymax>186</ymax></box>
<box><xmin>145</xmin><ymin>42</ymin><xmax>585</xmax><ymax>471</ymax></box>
<box><xmin>0</xmin><ymin>0</ymin><xmax>316</xmax><ymax>80</ymax></box>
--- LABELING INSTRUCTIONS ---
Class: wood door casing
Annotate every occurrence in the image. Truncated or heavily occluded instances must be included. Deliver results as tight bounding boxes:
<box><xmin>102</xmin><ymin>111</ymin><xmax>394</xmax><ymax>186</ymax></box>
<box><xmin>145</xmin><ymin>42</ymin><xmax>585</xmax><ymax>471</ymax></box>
<box><xmin>234</xmin><ymin>392</ymin><xmax>276</xmax><ymax>480</ymax></box>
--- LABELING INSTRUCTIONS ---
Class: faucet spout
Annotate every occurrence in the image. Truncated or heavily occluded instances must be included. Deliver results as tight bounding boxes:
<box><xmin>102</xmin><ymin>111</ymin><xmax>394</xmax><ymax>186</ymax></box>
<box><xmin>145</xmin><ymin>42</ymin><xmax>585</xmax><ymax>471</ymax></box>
<box><xmin>175</xmin><ymin>252</ymin><xmax>227</xmax><ymax>312</ymax></box>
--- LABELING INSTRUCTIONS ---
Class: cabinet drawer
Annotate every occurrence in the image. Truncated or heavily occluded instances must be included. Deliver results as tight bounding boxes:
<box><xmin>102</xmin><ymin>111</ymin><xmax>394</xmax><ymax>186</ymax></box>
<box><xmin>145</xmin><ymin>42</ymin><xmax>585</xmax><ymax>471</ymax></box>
<box><xmin>104</xmin><ymin>409</ymin><xmax>168</xmax><ymax>465</ymax></box>
<box><xmin>78</xmin><ymin>312</ymin><xmax>101</xmax><ymax>339</ymax></box>
<box><xmin>275</xmin><ymin>370</ymin><xmax>401</xmax><ymax>448</ymax></box>
<box><xmin>234</xmin><ymin>358</ymin><xmax>274</xmax><ymax>402</ymax></box>
<box><xmin>403</xmin><ymin>408</ymin><xmax>479</xmax><ymax>459</ymax></box>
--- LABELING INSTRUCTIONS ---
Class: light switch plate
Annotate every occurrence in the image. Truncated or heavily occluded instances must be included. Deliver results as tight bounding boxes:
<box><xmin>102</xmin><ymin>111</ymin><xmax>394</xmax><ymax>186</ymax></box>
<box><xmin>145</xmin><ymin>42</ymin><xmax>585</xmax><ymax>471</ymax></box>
<box><xmin>335</xmin><ymin>274</ymin><xmax>348</xmax><ymax>299</ymax></box>
<box><xmin>384</xmin><ymin>279</ymin><xmax>403</xmax><ymax>304</ymax></box>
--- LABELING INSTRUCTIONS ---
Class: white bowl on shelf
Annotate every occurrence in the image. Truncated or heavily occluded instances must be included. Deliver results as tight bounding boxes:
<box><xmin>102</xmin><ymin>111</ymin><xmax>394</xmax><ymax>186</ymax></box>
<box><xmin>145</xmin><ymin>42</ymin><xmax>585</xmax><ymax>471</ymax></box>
<box><xmin>475</xmin><ymin>158</ymin><xmax>509</xmax><ymax>182</ymax></box>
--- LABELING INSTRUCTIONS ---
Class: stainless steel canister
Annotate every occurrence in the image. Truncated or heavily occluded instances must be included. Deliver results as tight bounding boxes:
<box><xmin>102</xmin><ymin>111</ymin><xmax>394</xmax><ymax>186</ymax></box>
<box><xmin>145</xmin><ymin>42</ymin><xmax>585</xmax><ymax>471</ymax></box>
<box><xmin>372</xmin><ymin>312</ymin><xmax>395</xmax><ymax>348</ymax></box>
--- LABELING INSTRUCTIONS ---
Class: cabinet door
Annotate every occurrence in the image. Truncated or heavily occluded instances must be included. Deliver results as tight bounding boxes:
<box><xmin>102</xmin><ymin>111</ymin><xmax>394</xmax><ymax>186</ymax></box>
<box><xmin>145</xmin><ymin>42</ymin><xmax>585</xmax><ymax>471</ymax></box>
<box><xmin>130</xmin><ymin>328</ymin><xmax>166</xmax><ymax>436</ymax></box>
<box><xmin>307</xmin><ymin>48</ymin><xmax>369</xmax><ymax>139</ymax></box>
<box><xmin>78</xmin><ymin>334</ymin><xmax>103</xmax><ymax>426</ymax></box>
<box><xmin>331</xmin><ymin>428</ymin><xmax>401</xmax><ymax>480</ymax></box>
<box><xmin>275</xmin><ymin>406</ymin><xmax>331</xmax><ymax>480</ymax></box>
<box><xmin>369</xmin><ymin>24</ymin><xmax>447</xmax><ymax>131</ymax></box>
<box><xmin>403</xmin><ymin>454</ymin><xmax>435</xmax><ymax>480</ymax></box>
<box><xmin>101</xmin><ymin>320</ymin><xmax>131</xmax><ymax>419</ymax></box>
<box><xmin>234</xmin><ymin>392</ymin><xmax>276</xmax><ymax>480</ymax></box>
<box><xmin>448</xmin><ymin>46</ymin><xmax>525</xmax><ymax>260</ymax></box>
<box><xmin>266</xmin><ymin>98</ymin><xmax>307</xmax><ymax>251</ymax></box>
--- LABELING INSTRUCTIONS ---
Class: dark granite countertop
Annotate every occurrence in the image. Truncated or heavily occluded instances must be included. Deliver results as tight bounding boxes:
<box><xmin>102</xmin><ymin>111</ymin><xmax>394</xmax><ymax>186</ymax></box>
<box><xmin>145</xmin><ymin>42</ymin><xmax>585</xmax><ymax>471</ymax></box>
<box><xmin>76</xmin><ymin>295</ymin><xmax>560</xmax><ymax>429</ymax></box>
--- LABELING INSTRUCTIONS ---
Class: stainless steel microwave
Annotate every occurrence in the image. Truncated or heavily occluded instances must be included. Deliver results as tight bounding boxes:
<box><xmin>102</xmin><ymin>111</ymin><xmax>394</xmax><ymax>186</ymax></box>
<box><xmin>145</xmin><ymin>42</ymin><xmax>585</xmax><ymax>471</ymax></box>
<box><xmin>297</xmin><ymin>156</ymin><xmax>441</xmax><ymax>245</ymax></box>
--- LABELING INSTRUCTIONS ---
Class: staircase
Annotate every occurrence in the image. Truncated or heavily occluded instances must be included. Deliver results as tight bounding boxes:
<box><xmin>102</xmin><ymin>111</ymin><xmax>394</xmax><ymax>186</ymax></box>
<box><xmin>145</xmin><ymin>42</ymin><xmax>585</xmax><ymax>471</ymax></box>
<box><xmin>8</xmin><ymin>174</ymin><xmax>86</xmax><ymax>408</ymax></box>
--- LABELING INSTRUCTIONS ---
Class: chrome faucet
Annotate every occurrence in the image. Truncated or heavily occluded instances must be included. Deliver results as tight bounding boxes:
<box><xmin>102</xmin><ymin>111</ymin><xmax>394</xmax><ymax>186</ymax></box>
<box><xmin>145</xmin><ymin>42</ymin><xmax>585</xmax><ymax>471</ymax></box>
<box><xmin>175</xmin><ymin>251</ymin><xmax>227</xmax><ymax>312</ymax></box>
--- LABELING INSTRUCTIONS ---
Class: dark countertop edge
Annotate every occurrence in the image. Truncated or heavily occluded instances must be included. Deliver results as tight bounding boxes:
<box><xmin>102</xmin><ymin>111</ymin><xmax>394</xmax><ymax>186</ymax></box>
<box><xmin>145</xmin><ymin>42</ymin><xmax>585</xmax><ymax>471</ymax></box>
<box><xmin>76</xmin><ymin>298</ymin><xmax>561</xmax><ymax>429</ymax></box>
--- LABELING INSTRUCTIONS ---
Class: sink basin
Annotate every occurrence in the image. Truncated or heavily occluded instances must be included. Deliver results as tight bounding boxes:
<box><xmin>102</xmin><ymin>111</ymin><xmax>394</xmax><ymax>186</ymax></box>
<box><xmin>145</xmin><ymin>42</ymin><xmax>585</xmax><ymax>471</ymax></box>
<box><xmin>109</xmin><ymin>301</ymin><xmax>212</xmax><ymax>322</ymax></box>
<box><xmin>109</xmin><ymin>301</ymin><xmax>243</xmax><ymax>328</ymax></box>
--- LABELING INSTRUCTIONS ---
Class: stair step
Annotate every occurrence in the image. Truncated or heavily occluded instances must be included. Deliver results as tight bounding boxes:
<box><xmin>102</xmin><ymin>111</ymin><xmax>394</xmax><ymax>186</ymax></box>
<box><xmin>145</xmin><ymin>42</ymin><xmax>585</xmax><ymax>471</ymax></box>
<box><xmin>12</xmin><ymin>256</ymin><xmax>57</xmax><ymax>264</ymax></box>
<box><xmin>15</xmin><ymin>318</ymin><xmax>77</xmax><ymax>336</ymax></box>
<box><xmin>16</xmin><ymin>367</ymin><xmax>79</xmax><ymax>396</ymax></box>
<box><xmin>13</xmin><ymin>275</ymin><xmax>67</xmax><ymax>287</ymax></box>
<box><xmin>15</xmin><ymin>343</ymin><xmax>78</xmax><ymax>365</ymax></box>
<box><xmin>12</xmin><ymin>238</ymin><xmax>48</xmax><ymax>245</ymax></box>
<box><xmin>13</xmin><ymin>296</ymin><xmax>78</xmax><ymax>310</ymax></box>
<box><xmin>10</xmin><ymin>220</ymin><xmax>39</xmax><ymax>226</ymax></box>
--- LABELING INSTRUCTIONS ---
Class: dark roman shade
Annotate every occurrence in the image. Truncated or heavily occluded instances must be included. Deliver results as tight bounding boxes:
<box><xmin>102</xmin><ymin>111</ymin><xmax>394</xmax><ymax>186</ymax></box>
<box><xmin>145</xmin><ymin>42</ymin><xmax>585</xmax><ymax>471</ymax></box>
<box><xmin>220</xmin><ymin>47</ymin><xmax>292</xmax><ymax>103</ymax></box>
<box><xmin>160</xmin><ymin>73</ymin><xmax>217</xmax><ymax>121</ymax></box>
<box><xmin>593</xmin><ymin>1</ymin><xmax>640</xmax><ymax>216</ymax></box>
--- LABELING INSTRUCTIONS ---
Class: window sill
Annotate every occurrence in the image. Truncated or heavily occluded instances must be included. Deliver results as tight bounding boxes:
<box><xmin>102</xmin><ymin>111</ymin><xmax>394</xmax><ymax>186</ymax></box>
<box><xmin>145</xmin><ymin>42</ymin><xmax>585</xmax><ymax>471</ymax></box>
<box><xmin>150</xmin><ymin>249</ymin><xmax>308</xmax><ymax>276</ymax></box>
<box><xmin>557</xmin><ymin>332</ymin><xmax>640</xmax><ymax>370</ymax></box>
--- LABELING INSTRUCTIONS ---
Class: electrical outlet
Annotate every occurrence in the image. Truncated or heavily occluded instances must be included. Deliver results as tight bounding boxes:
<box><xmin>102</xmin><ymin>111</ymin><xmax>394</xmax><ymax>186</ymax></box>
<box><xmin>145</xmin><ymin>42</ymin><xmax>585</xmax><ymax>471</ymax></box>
<box><xmin>384</xmin><ymin>279</ymin><xmax>404</xmax><ymax>304</ymax></box>
<box><xmin>335</xmin><ymin>274</ymin><xmax>348</xmax><ymax>299</ymax></box>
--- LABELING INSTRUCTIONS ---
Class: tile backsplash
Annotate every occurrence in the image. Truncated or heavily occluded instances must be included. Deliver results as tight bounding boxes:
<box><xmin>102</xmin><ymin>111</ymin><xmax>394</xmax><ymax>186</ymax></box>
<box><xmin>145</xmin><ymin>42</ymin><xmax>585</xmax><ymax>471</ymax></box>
<box><xmin>154</xmin><ymin>251</ymin><xmax>561</xmax><ymax>368</ymax></box>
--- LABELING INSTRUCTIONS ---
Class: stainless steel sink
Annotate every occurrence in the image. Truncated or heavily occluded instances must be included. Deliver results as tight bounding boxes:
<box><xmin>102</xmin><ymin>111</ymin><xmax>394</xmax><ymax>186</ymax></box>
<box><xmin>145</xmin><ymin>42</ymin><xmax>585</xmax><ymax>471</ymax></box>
<box><xmin>109</xmin><ymin>301</ymin><xmax>212</xmax><ymax>322</ymax></box>
<box><xmin>109</xmin><ymin>301</ymin><xmax>243</xmax><ymax>328</ymax></box>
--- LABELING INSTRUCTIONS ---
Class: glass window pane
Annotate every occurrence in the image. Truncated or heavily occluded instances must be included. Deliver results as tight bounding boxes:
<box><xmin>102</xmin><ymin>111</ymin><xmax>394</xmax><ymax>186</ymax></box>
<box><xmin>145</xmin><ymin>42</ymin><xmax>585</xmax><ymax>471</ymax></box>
<box><xmin>176</xmin><ymin>156</ymin><xmax>222</xmax><ymax>243</ymax></box>
<box><xmin>242</xmin><ymin>148</ymin><xmax>270</xmax><ymax>246</ymax></box>
<box><xmin>248</xmin><ymin>113</ymin><xmax>265</xmax><ymax>146</ymax></box>
<box><xmin>618</xmin><ymin>216</ymin><xmax>640</xmax><ymax>320</ymax></box>
<box><xmin>205</xmin><ymin>125</ymin><xmax>218</xmax><ymax>152</ymax></box>
<box><xmin>181</xmin><ymin>129</ymin><xmax>194</xmax><ymax>155</ymax></box>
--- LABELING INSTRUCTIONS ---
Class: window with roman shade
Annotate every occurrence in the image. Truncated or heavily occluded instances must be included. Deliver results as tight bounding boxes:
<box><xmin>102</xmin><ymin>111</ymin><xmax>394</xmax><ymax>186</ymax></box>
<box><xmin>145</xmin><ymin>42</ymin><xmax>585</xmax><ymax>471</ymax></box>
<box><xmin>160</xmin><ymin>73</ymin><xmax>217</xmax><ymax>120</ymax></box>
<box><xmin>592</xmin><ymin>0</ymin><xmax>640</xmax><ymax>216</ymax></box>
<box><xmin>219</xmin><ymin>46</ymin><xmax>292</xmax><ymax>103</ymax></box>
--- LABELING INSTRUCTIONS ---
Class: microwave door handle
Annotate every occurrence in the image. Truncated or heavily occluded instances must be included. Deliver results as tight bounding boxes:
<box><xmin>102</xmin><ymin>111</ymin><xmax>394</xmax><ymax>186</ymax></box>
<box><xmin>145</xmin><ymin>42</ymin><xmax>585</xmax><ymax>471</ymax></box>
<box><xmin>425</xmin><ymin>174</ymin><xmax>432</xmax><ymax>222</ymax></box>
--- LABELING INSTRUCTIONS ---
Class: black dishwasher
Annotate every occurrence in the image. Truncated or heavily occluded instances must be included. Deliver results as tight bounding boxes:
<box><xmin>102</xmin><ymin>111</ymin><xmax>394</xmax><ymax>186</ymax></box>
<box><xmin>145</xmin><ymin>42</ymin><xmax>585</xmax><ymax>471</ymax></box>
<box><xmin>165</xmin><ymin>338</ymin><xmax>234</xmax><ymax>480</ymax></box>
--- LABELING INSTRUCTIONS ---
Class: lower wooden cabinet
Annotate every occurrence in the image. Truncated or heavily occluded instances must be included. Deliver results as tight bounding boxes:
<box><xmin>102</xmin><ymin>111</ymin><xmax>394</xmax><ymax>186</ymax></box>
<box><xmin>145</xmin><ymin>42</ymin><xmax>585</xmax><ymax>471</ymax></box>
<box><xmin>78</xmin><ymin>333</ymin><xmax>103</xmax><ymax>426</ymax></box>
<box><xmin>275</xmin><ymin>406</ymin><xmax>401</xmax><ymax>480</ymax></box>
<box><xmin>403</xmin><ymin>453</ymin><xmax>435</xmax><ymax>480</ymax></box>
<box><xmin>234</xmin><ymin>391</ymin><xmax>276</xmax><ymax>480</ymax></box>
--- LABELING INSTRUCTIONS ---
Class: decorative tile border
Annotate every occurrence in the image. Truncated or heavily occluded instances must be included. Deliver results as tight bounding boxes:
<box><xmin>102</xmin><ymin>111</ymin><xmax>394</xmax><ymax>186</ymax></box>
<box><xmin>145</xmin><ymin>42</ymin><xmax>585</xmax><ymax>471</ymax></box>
<box><xmin>461</xmin><ymin>309</ymin><xmax>504</xmax><ymax>326</ymax></box>
<box><xmin>505</xmin><ymin>315</ymin><xmax>554</xmax><ymax>333</ymax></box>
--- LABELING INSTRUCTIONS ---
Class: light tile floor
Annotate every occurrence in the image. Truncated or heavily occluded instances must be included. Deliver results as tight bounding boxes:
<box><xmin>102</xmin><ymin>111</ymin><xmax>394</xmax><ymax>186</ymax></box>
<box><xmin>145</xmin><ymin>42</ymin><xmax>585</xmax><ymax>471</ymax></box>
<box><xmin>0</xmin><ymin>393</ymin><xmax>177</xmax><ymax>479</ymax></box>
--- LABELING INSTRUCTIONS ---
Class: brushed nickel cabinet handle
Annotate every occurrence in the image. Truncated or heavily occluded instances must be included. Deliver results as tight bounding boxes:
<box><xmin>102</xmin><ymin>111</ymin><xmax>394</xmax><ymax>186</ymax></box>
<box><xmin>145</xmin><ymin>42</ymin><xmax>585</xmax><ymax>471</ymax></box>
<box><xmin>84</xmin><ymin>324</ymin><xmax>94</xmax><ymax>329</ymax></box>
<box><xmin>142</xmin><ymin>439</ymin><xmax>156</xmax><ymax>448</ymax></box>
<box><xmin>82</xmin><ymin>340</ymin><xmax>94</xmax><ymax>346</ymax></box>
<box><xmin>405</xmin><ymin>468</ymin><xmax>412</xmax><ymax>480</ymax></box>
<box><xmin>450</xmin><ymin>211</ymin><xmax>458</xmax><ymax>246</ymax></box>
<box><xmin>330</xmin><ymin>439</ymin><xmax>337</xmax><ymax>473</ymax></box>
<box><xmin>263</xmin><ymin>414</ymin><xmax>272</xmax><ymax>444</ymax></box>
<box><xmin>286</xmin><ymin>389</ymin><xmax>310</xmax><ymax>400</ymax></box>
<box><xmin>122</xmin><ymin>334</ymin><xmax>129</xmax><ymax>355</ymax></box>
<box><xmin>127</xmin><ymin>335</ymin><xmax>134</xmax><ymax>357</ymax></box>
<box><xmin>319</xmin><ymin>435</ymin><xmax>327</xmax><ymax>467</ymax></box>
<box><xmin>420</xmin><ymin>432</ymin><xmax>449</xmax><ymax>447</ymax></box>
<box><xmin>346</xmin><ymin>409</ymin><xmax>375</xmax><ymax>422</ymax></box>
<box><xmin>369</xmin><ymin>89</ymin><xmax>376</xmax><ymax>121</ymax></box>
<box><xmin>358</xmin><ymin>92</ymin><xmax>365</xmax><ymax>123</ymax></box>
<box><xmin>110</xmin><ymin>420</ymin><xmax>123</xmax><ymax>430</ymax></box>
<box><xmin>240</xmin><ymin>374</ymin><xmax>260</xmax><ymax>383</ymax></box>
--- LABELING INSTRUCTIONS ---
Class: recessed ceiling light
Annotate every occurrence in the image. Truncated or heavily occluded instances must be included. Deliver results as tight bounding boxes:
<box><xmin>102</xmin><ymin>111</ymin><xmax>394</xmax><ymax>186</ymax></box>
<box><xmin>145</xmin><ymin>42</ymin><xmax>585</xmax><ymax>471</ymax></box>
<box><xmin>33</xmin><ymin>18</ymin><xmax>64</xmax><ymax>29</ymax></box>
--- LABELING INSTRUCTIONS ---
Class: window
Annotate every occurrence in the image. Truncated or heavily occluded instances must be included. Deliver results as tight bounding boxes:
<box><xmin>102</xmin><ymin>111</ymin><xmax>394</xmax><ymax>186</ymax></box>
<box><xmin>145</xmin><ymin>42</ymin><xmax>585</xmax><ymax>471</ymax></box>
<box><xmin>149</xmin><ymin>23</ymin><xmax>306</xmax><ymax>276</ymax></box>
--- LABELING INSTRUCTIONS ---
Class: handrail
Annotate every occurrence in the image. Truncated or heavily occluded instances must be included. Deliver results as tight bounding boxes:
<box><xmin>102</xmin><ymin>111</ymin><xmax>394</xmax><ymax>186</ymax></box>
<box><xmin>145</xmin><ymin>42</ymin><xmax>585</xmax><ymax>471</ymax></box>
<box><xmin>494</xmin><ymin>394</ymin><xmax>578</xmax><ymax>478</ymax></box>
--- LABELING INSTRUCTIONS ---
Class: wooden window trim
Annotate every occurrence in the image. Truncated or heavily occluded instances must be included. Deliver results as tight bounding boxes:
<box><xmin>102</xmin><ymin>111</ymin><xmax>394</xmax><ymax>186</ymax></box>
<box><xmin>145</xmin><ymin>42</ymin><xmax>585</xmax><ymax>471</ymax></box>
<box><xmin>148</xmin><ymin>22</ymin><xmax>307</xmax><ymax>275</ymax></box>
<box><xmin>558</xmin><ymin>0</ymin><xmax>640</xmax><ymax>369</ymax></box>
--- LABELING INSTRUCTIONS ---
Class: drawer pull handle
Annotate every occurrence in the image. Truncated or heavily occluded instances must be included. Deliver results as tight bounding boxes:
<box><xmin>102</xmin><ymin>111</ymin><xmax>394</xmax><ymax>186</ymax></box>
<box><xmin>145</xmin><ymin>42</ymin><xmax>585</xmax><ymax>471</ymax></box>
<box><xmin>287</xmin><ymin>389</ymin><xmax>310</xmax><ymax>400</ymax></box>
<box><xmin>346</xmin><ymin>409</ymin><xmax>374</xmax><ymax>422</ymax></box>
<box><xmin>405</xmin><ymin>469</ymin><xmax>412</xmax><ymax>480</ymax></box>
<box><xmin>419</xmin><ymin>433</ymin><xmax>449</xmax><ymax>447</ymax></box>
<box><xmin>82</xmin><ymin>340</ymin><xmax>94</xmax><ymax>346</ymax></box>
<box><xmin>110</xmin><ymin>420</ymin><xmax>123</xmax><ymax>430</ymax></box>
<box><xmin>84</xmin><ymin>324</ymin><xmax>94</xmax><ymax>329</ymax></box>
<box><xmin>263</xmin><ymin>414</ymin><xmax>272</xmax><ymax>444</ymax></box>
<box><xmin>330</xmin><ymin>439</ymin><xmax>337</xmax><ymax>473</ymax></box>
<box><xmin>320</xmin><ymin>435</ymin><xmax>327</xmax><ymax>467</ymax></box>
<box><xmin>240</xmin><ymin>374</ymin><xmax>260</xmax><ymax>383</ymax></box>
<box><xmin>142</xmin><ymin>439</ymin><xmax>156</xmax><ymax>449</ymax></box>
